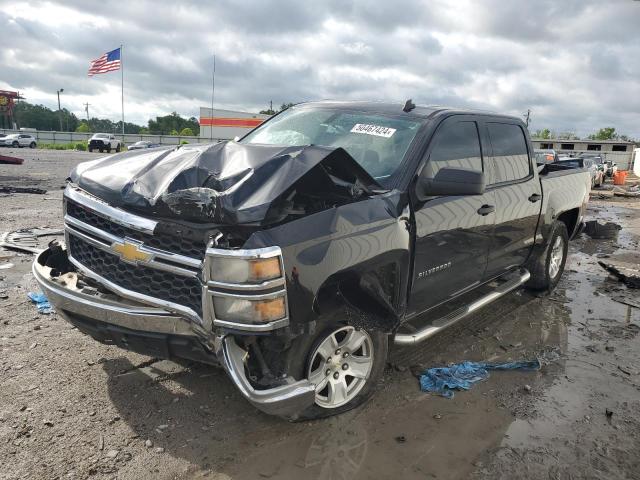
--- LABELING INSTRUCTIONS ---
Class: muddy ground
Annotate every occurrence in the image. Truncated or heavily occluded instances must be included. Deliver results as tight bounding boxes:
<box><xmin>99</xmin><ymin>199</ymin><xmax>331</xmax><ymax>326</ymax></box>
<box><xmin>1</xmin><ymin>149</ymin><xmax>639</xmax><ymax>480</ymax></box>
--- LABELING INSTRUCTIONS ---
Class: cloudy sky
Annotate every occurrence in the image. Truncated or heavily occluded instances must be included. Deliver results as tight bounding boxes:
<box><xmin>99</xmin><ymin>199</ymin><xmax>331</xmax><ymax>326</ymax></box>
<box><xmin>2</xmin><ymin>0</ymin><xmax>639</xmax><ymax>137</ymax></box>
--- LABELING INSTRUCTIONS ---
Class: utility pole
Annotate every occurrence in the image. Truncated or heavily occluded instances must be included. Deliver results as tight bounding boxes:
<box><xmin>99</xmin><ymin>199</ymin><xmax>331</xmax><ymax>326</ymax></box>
<box><xmin>524</xmin><ymin>109</ymin><xmax>531</xmax><ymax>127</ymax></box>
<box><xmin>210</xmin><ymin>53</ymin><xmax>216</xmax><ymax>141</ymax></box>
<box><xmin>84</xmin><ymin>102</ymin><xmax>90</xmax><ymax>122</ymax></box>
<box><xmin>57</xmin><ymin>88</ymin><xmax>64</xmax><ymax>131</ymax></box>
<box><xmin>270</xmin><ymin>100</ymin><xmax>273</xmax><ymax>113</ymax></box>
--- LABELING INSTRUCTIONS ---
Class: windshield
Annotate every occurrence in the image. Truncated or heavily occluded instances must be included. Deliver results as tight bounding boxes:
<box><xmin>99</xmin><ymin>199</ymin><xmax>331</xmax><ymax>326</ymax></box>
<box><xmin>241</xmin><ymin>107</ymin><xmax>423</xmax><ymax>186</ymax></box>
<box><xmin>94</xmin><ymin>134</ymin><xmax>109</xmax><ymax>139</ymax></box>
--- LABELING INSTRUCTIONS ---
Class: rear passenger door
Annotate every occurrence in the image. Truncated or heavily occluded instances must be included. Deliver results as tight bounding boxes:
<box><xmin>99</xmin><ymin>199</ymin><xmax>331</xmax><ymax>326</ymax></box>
<box><xmin>409</xmin><ymin>117</ymin><xmax>496</xmax><ymax>315</ymax></box>
<box><xmin>482</xmin><ymin>121</ymin><xmax>542</xmax><ymax>279</ymax></box>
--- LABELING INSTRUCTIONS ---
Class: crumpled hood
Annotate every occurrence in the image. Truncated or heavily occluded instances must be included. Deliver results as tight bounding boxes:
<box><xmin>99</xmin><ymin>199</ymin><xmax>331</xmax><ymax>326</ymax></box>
<box><xmin>70</xmin><ymin>142</ymin><xmax>381</xmax><ymax>225</ymax></box>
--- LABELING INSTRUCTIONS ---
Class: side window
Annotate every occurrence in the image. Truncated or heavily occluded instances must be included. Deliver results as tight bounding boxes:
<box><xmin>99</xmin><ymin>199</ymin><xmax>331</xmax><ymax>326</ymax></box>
<box><xmin>423</xmin><ymin>121</ymin><xmax>482</xmax><ymax>178</ymax></box>
<box><xmin>487</xmin><ymin>123</ymin><xmax>530</xmax><ymax>184</ymax></box>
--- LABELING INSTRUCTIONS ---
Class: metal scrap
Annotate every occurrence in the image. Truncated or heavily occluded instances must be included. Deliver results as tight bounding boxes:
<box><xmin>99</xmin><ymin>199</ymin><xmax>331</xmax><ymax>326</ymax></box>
<box><xmin>0</xmin><ymin>185</ymin><xmax>47</xmax><ymax>194</ymax></box>
<box><xmin>599</xmin><ymin>261</ymin><xmax>640</xmax><ymax>289</ymax></box>
<box><xmin>0</xmin><ymin>154</ymin><xmax>24</xmax><ymax>165</ymax></box>
<box><xmin>0</xmin><ymin>228</ymin><xmax>64</xmax><ymax>254</ymax></box>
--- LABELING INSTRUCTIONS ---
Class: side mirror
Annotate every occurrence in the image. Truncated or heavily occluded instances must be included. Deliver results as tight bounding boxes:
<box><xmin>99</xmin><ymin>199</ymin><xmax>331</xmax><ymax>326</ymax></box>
<box><xmin>416</xmin><ymin>167</ymin><xmax>485</xmax><ymax>200</ymax></box>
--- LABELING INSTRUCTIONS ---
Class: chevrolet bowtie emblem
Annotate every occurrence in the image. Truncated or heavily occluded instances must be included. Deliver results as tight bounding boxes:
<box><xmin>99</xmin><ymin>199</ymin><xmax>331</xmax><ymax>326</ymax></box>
<box><xmin>111</xmin><ymin>239</ymin><xmax>153</xmax><ymax>264</ymax></box>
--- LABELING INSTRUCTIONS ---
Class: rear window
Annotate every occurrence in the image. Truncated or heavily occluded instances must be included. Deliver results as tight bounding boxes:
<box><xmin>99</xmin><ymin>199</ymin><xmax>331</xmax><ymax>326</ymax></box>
<box><xmin>487</xmin><ymin>123</ymin><xmax>531</xmax><ymax>183</ymax></box>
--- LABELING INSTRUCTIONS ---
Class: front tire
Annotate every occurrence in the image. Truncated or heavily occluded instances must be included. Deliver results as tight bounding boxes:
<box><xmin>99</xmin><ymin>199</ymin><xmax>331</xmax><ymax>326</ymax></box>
<box><xmin>294</xmin><ymin>324</ymin><xmax>388</xmax><ymax>420</ymax></box>
<box><xmin>115</xmin><ymin>144</ymin><xmax>121</xmax><ymax>152</ymax></box>
<box><xmin>30</xmin><ymin>142</ymin><xmax>36</xmax><ymax>148</ymax></box>
<box><xmin>526</xmin><ymin>221</ymin><xmax>568</xmax><ymax>291</ymax></box>
<box><xmin>12</xmin><ymin>141</ymin><xmax>19</xmax><ymax>148</ymax></box>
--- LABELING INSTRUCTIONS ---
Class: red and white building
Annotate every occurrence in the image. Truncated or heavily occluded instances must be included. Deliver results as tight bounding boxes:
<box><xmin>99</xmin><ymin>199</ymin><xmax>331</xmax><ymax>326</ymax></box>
<box><xmin>199</xmin><ymin>107</ymin><xmax>270</xmax><ymax>141</ymax></box>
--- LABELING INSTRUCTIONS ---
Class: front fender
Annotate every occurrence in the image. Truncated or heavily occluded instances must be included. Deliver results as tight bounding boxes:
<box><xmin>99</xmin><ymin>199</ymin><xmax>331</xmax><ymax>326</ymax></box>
<box><xmin>243</xmin><ymin>192</ymin><xmax>412</xmax><ymax>333</ymax></box>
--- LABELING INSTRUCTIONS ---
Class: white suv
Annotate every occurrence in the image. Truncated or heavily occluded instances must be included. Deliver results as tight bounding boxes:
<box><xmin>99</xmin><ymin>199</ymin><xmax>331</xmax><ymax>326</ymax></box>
<box><xmin>88</xmin><ymin>133</ymin><xmax>121</xmax><ymax>153</ymax></box>
<box><xmin>1</xmin><ymin>133</ymin><xmax>37</xmax><ymax>148</ymax></box>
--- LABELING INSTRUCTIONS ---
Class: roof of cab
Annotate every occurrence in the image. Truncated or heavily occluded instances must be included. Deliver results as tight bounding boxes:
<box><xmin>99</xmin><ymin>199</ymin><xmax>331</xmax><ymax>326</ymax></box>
<box><xmin>295</xmin><ymin>100</ymin><xmax>522</xmax><ymax>123</ymax></box>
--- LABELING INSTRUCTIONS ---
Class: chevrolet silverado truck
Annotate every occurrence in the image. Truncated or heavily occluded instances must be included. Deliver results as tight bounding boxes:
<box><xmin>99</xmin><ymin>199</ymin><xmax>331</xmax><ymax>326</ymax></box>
<box><xmin>33</xmin><ymin>102</ymin><xmax>590</xmax><ymax>419</ymax></box>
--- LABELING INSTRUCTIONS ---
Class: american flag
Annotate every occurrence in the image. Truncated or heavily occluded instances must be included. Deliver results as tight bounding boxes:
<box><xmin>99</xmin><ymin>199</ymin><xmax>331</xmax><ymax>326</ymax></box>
<box><xmin>88</xmin><ymin>48</ymin><xmax>121</xmax><ymax>76</ymax></box>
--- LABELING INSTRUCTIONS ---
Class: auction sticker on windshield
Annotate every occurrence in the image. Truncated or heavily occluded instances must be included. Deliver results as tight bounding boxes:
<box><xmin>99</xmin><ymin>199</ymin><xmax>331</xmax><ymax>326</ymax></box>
<box><xmin>350</xmin><ymin>124</ymin><xmax>397</xmax><ymax>138</ymax></box>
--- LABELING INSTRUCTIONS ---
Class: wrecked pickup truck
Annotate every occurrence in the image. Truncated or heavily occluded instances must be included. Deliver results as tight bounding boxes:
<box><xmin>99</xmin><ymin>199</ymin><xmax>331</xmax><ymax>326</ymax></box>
<box><xmin>33</xmin><ymin>101</ymin><xmax>591</xmax><ymax>419</ymax></box>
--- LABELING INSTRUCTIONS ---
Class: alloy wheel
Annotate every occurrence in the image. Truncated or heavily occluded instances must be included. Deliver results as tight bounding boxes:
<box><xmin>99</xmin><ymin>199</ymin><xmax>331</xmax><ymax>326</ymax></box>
<box><xmin>549</xmin><ymin>236</ymin><xmax>564</xmax><ymax>279</ymax></box>
<box><xmin>307</xmin><ymin>326</ymin><xmax>374</xmax><ymax>409</ymax></box>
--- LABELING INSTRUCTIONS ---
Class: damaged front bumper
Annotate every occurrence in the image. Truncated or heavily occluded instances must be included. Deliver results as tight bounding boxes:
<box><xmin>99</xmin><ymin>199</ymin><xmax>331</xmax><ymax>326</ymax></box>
<box><xmin>32</xmin><ymin>246</ymin><xmax>315</xmax><ymax>417</ymax></box>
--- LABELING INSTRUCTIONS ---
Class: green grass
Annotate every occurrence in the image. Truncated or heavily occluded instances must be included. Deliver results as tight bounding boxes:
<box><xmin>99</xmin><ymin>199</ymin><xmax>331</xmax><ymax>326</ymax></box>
<box><xmin>37</xmin><ymin>142</ymin><xmax>87</xmax><ymax>151</ymax></box>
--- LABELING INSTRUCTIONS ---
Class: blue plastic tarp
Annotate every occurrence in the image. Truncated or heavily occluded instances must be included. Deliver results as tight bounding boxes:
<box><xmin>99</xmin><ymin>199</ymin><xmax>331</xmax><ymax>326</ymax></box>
<box><xmin>420</xmin><ymin>359</ymin><xmax>541</xmax><ymax>398</ymax></box>
<box><xmin>27</xmin><ymin>291</ymin><xmax>54</xmax><ymax>314</ymax></box>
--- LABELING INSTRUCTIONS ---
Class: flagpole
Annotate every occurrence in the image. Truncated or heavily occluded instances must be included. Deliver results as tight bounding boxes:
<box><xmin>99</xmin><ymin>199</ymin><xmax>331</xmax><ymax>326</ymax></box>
<box><xmin>210</xmin><ymin>53</ymin><xmax>215</xmax><ymax>141</ymax></box>
<box><xmin>121</xmin><ymin>44</ymin><xmax>124</xmax><ymax>140</ymax></box>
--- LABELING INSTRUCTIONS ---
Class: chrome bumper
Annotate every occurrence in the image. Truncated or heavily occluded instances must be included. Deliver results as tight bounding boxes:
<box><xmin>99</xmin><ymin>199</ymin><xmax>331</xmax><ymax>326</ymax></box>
<box><xmin>33</xmin><ymin>247</ymin><xmax>315</xmax><ymax>417</ymax></box>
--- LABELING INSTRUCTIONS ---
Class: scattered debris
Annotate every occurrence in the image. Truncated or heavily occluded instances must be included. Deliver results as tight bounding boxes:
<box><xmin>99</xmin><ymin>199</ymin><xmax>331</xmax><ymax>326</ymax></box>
<box><xmin>144</xmin><ymin>439</ymin><xmax>153</xmax><ymax>448</ymax></box>
<box><xmin>0</xmin><ymin>154</ymin><xmax>24</xmax><ymax>165</ymax></box>
<box><xmin>598</xmin><ymin>261</ymin><xmax>640</xmax><ymax>289</ymax></box>
<box><xmin>612</xmin><ymin>295</ymin><xmax>640</xmax><ymax>309</ymax></box>
<box><xmin>0</xmin><ymin>262</ymin><xmax>14</xmax><ymax>270</ymax></box>
<box><xmin>394</xmin><ymin>435</ymin><xmax>406</xmax><ymax>443</ymax></box>
<box><xmin>98</xmin><ymin>434</ymin><xmax>104</xmax><ymax>451</ymax></box>
<box><xmin>27</xmin><ymin>292</ymin><xmax>54</xmax><ymax>314</ymax></box>
<box><xmin>105</xmin><ymin>449</ymin><xmax>119</xmax><ymax>459</ymax></box>
<box><xmin>0</xmin><ymin>228</ymin><xmax>63</xmax><ymax>254</ymax></box>
<box><xmin>523</xmin><ymin>384</ymin><xmax>532</xmax><ymax>393</ymax></box>
<box><xmin>420</xmin><ymin>359</ymin><xmax>541</xmax><ymax>398</ymax></box>
<box><xmin>612</xmin><ymin>186</ymin><xmax>640</xmax><ymax>198</ymax></box>
<box><xmin>583</xmin><ymin>220</ymin><xmax>622</xmax><ymax>240</ymax></box>
<box><xmin>0</xmin><ymin>186</ymin><xmax>46</xmax><ymax>195</ymax></box>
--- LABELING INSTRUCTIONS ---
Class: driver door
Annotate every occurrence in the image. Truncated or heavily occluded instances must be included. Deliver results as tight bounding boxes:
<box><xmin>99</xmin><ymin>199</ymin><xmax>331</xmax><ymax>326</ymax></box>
<box><xmin>408</xmin><ymin>117</ymin><xmax>495</xmax><ymax>316</ymax></box>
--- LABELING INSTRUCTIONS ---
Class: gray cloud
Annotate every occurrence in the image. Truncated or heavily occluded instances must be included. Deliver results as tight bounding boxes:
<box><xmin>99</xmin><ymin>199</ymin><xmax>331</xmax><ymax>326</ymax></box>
<box><xmin>1</xmin><ymin>0</ymin><xmax>639</xmax><ymax>138</ymax></box>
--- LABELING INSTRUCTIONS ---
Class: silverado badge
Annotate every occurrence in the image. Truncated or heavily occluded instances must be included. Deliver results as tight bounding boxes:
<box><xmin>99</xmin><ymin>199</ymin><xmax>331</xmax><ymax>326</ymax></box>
<box><xmin>111</xmin><ymin>239</ymin><xmax>153</xmax><ymax>264</ymax></box>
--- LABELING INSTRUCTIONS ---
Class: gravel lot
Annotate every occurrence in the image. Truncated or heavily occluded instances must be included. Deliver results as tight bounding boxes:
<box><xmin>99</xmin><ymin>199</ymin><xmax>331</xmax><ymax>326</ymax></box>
<box><xmin>1</xmin><ymin>149</ymin><xmax>639</xmax><ymax>480</ymax></box>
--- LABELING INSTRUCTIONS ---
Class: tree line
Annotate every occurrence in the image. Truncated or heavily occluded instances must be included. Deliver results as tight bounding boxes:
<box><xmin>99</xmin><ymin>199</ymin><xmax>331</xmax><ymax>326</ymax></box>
<box><xmin>532</xmin><ymin>127</ymin><xmax>636</xmax><ymax>142</ymax></box>
<box><xmin>10</xmin><ymin>101</ymin><xmax>200</xmax><ymax>136</ymax></box>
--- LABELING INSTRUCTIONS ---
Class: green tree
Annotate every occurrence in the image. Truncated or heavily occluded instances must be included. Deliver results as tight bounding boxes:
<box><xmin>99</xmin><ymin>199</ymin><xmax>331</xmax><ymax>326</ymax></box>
<box><xmin>170</xmin><ymin>129</ymin><xmax>179</xmax><ymax>135</ymax></box>
<box><xmin>76</xmin><ymin>122</ymin><xmax>90</xmax><ymax>133</ymax></box>
<box><xmin>589</xmin><ymin>127</ymin><xmax>617</xmax><ymax>140</ymax></box>
<box><xmin>534</xmin><ymin>128</ymin><xmax>551</xmax><ymax>139</ymax></box>
<box><xmin>148</xmin><ymin>112</ymin><xmax>199</xmax><ymax>136</ymax></box>
<box><xmin>179</xmin><ymin>127</ymin><xmax>194</xmax><ymax>136</ymax></box>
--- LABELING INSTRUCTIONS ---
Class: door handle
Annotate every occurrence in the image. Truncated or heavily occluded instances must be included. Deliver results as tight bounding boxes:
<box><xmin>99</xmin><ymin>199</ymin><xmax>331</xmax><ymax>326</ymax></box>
<box><xmin>528</xmin><ymin>193</ymin><xmax>542</xmax><ymax>203</ymax></box>
<box><xmin>477</xmin><ymin>204</ymin><xmax>495</xmax><ymax>216</ymax></box>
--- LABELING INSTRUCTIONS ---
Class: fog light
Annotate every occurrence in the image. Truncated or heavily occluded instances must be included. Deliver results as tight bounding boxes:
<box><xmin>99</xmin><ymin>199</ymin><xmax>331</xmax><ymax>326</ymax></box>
<box><xmin>213</xmin><ymin>294</ymin><xmax>286</xmax><ymax>323</ymax></box>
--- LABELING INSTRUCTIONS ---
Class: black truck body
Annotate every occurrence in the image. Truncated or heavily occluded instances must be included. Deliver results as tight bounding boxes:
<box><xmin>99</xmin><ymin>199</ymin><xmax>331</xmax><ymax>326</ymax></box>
<box><xmin>34</xmin><ymin>102</ymin><xmax>591</xmax><ymax>419</ymax></box>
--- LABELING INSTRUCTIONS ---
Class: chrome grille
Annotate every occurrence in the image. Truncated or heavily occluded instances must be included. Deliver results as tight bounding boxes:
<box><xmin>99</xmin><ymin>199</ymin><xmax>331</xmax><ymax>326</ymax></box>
<box><xmin>63</xmin><ymin>186</ymin><xmax>205</xmax><ymax>321</ymax></box>
<box><xmin>66</xmin><ymin>200</ymin><xmax>207</xmax><ymax>259</ymax></box>
<box><xmin>68</xmin><ymin>236</ymin><xmax>203</xmax><ymax>316</ymax></box>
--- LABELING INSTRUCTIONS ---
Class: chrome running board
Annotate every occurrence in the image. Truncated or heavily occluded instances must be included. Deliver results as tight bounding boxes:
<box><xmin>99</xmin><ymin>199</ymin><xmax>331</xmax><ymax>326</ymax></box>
<box><xmin>394</xmin><ymin>268</ymin><xmax>531</xmax><ymax>346</ymax></box>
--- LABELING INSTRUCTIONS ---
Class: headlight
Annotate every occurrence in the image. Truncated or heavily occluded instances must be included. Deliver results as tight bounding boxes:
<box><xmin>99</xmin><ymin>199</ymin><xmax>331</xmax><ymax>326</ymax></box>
<box><xmin>213</xmin><ymin>293</ymin><xmax>286</xmax><ymax>323</ymax></box>
<box><xmin>209</xmin><ymin>256</ymin><xmax>282</xmax><ymax>284</ymax></box>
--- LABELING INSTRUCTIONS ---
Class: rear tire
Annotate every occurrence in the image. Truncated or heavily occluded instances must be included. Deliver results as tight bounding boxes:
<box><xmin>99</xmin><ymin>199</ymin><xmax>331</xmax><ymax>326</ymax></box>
<box><xmin>288</xmin><ymin>319</ymin><xmax>388</xmax><ymax>421</ymax></box>
<box><xmin>526</xmin><ymin>221</ymin><xmax>568</xmax><ymax>292</ymax></box>
<box><xmin>115</xmin><ymin>144</ymin><xmax>121</xmax><ymax>152</ymax></box>
<box><xmin>12</xmin><ymin>141</ymin><xmax>18</xmax><ymax>148</ymax></box>
<box><xmin>30</xmin><ymin>142</ymin><xmax>36</xmax><ymax>148</ymax></box>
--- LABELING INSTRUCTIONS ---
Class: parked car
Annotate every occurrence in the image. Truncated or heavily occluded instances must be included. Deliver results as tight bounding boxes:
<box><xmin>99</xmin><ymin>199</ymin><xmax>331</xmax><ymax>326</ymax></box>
<box><xmin>534</xmin><ymin>148</ymin><xmax>559</xmax><ymax>164</ymax></box>
<box><xmin>1</xmin><ymin>133</ymin><xmax>37</xmax><ymax>148</ymax></box>
<box><xmin>33</xmin><ymin>101</ymin><xmax>591</xmax><ymax>419</ymax></box>
<box><xmin>88</xmin><ymin>133</ymin><xmax>121</xmax><ymax>153</ymax></box>
<box><xmin>127</xmin><ymin>141</ymin><xmax>161</xmax><ymax>150</ymax></box>
<box><xmin>557</xmin><ymin>156</ymin><xmax>604</xmax><ymax>188</ymax></box>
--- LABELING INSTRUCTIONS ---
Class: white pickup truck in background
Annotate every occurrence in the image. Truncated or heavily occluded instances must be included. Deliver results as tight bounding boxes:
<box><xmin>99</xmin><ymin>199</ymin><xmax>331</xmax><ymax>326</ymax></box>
<box><xmin>87</xmin><ymin>133</ymin><xmax>121</xmax><ymax>153</ymax></box>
